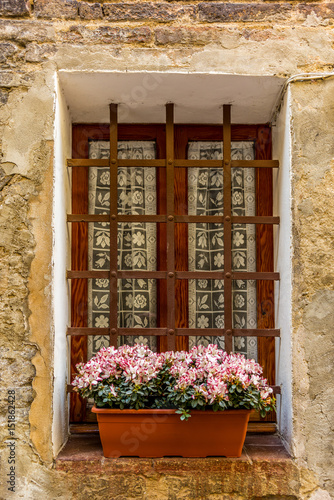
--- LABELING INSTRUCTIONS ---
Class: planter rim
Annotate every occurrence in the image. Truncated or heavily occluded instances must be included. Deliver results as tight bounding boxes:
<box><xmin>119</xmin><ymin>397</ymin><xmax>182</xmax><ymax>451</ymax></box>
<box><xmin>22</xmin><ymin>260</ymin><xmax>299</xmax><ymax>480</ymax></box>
<box><xmin>92</xmin><ymin>406</ymin><xmax>252</xmax><ymax>415</ymax></box>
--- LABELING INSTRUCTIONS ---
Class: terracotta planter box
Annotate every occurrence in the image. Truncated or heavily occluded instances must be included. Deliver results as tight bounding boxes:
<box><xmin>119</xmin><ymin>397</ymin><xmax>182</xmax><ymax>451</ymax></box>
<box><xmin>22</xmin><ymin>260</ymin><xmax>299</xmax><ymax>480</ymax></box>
<box><xmin>92</xmin><ymin>407</ymin><xmax>251</xmax><ymax>458</ymax></box>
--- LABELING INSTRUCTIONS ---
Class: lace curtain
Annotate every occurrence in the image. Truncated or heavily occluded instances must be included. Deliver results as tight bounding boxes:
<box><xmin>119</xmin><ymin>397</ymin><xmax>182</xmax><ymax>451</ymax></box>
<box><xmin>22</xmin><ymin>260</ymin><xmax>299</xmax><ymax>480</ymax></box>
<box><xmin>188</xmin><ymin>141</ymin><xmax>257</xmax><ymax>360</ymax></box>
<box><xmin>88</xmin><ymin>141</ymin><xmax>158</xmax><ymax>359</ymax></box>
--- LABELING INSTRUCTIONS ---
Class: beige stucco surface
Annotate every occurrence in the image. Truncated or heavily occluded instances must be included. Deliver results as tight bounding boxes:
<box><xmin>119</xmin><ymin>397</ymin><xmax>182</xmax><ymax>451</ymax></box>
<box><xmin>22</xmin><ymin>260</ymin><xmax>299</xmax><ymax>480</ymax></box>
<box><xmin>0</xmin><ymin>2</ymin><xmax>333</xmax><ymax>498</ymax></box>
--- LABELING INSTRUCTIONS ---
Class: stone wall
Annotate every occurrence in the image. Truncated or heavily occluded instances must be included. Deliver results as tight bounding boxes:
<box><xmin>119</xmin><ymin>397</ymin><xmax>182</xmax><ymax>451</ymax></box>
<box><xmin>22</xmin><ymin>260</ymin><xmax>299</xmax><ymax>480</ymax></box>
<box><xmin>0</xmin><ymin>0</ymin><xmax>333</xmax><ymax>498</ymax></box>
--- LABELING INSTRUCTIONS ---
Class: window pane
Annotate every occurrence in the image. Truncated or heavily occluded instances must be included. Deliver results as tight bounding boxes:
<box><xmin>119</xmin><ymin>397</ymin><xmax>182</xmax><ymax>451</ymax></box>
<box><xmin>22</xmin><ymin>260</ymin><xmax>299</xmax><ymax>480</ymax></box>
<box><xmin>187</xmin><ymin>140</ymin><xmax>257</xmax><ymax>359</ymax></box>
<box><xmin>87</xmin><ymin>140</ymin><xmax>158</xmax><ymax>358</ymax></box>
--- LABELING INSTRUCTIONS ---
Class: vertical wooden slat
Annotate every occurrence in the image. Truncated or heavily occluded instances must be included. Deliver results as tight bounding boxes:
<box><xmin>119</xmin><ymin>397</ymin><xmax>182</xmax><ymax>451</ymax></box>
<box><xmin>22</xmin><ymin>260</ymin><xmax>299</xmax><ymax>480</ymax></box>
<box><xmin>109</xmin><ymin>104</ymin><xmax>118</xmax><ymax>348</ymax></box>
<box><xmin>174</xmin><ymin>126</ymin><xmax>189</xmax><ymax>351</ymax></box>
<box><xmin>166</xmin><ymin>103</ymin><xmax>176</xmax><ymax>351</ymax></box>
<box><xmin>223</xmin><ymin>105</ymin><xmax>233</xmax><ymax>353</ymax></box>
<box><xmin>156</xmin><ymin>128</ymin><xmax>168</xmax><ymax>353</ymax></box>
<box><xmin>70</xmin><ymin>127</ymin><xmax>88</xmax><ymax>422</ymax></box>
<box><xmin>256</xmin><ymin>125</ymin><xmax>275</xmax><ymax>422</ymax></box>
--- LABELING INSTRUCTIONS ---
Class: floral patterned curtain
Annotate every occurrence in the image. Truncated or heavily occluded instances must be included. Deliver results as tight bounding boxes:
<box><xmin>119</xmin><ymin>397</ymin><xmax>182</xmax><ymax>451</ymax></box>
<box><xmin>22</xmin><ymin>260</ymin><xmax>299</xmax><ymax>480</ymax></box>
<box><xmin>87</xmin><ymin>141</ymin><xmax>157</xmax><ymax>359</ymax></box>
<box><xmin>188</xmin><ymin>141</ymin><xmax>257</xmax><ymax>360</ymax></box>
<box><xmin>86</xmin><ymin>139</ymin><xmax>257</xmax><ymax>361</ymax></box>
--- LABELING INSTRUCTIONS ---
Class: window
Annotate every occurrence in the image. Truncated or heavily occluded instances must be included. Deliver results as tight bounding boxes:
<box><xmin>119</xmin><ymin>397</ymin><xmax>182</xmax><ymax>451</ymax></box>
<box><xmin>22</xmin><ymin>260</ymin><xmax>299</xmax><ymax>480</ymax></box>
<box><xmin>68</xmin><ymin>104</ymin><xmax>280</xmax><ymax>427</ymax></box>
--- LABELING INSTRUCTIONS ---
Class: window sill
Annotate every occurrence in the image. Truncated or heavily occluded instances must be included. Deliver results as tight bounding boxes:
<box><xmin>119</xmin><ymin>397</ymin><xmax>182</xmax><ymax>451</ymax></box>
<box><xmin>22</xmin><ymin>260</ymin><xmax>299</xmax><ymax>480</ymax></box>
<box><xmin>55</xmin><ymin>434</ymin><xmax>299</xmax><ymax>497</ymax></box>
<box><xmin>55</xmin><ymin>433</ymin><xmax>291</xmax><ymax>466</ymax></box>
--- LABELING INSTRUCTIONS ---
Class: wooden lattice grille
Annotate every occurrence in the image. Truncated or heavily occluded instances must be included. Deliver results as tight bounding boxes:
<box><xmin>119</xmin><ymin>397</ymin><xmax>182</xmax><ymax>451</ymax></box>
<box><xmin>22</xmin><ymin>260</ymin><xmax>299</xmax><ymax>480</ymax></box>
<box><xmin>67</xmin><ymin>104</ymin><xmax>280</xmax><ymax>423</ymax></box>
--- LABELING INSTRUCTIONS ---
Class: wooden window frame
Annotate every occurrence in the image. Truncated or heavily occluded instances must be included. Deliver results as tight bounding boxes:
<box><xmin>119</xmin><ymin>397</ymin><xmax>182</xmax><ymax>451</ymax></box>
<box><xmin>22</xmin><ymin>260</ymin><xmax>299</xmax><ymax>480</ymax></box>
<box><xmin>68</xmin><ymin>105</ymin><xmax>280</xmax><ymax>426</ymax></box>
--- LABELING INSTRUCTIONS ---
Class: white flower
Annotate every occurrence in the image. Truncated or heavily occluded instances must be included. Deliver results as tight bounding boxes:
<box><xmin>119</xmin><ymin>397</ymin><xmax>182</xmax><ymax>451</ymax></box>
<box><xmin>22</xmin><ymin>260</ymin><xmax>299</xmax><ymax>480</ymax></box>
<box><xmin>124</xmin><ymin>254</ymin><xmax>133</xmax><ymax>268</ymax></box>
<box><xmin>232</xmin><ymin>191</ymin><xmax>243</xmax><ymax>206</ymax></box>
<box><xmin>214</xmin><ymin>253</ymin><xmax>224</xmax><ymax>268</ymax></box>
<box><xmin>95</xmin><ymin>315</ymin><xmax>109</xmax><ymax>328</ymax></box>
<box><xmin>134</xmin><ymin>294</ymin><xmax>147</xmax><ymax>309</ymax></box>
<box><xmin>125</xmin><ymin>294</ymin><xmax>133</xmax><ymax>308</ymax></box>
<box><xmin>233</xmin><ymin>231</ymin><xmax>244</xmax><ymax>247</ymax></box>
<box><xmin>198</xmin><ymin>280</ymin><xmax>208</xmax><ymax>289</ymax></box>
<box><xmin>132</xmin><ymin>231</ymin><xmax>145</xmax><ymax>246</ymax></box>
<box><xmin>100</xmin><ymin>171</ymin><xmax>110</xmax><ymax>185</ymax></box>
<box><xmin>132</xmin><ymin>191</ymin><xmax>143</xmax><ymax>205</ymax></box>
<box><xmin>234</xmin><ymin>294</ymin><xmax>245</xmax><ymax>308</ymax></box>
<box><xmin>198</xmin><ymin>172</ymin><xmax>208</xmax><ymax>185</ymax></box>
<box><xmin>215</xmin><ymin>315</ymin><xmax>224</xmax><ymax>328</ymax></box>
<box><xmin>197</xmin><ymin>315</ymin><xmax>209</xmax><ymax>328</ymax></box>
<box><xmin>234</xmin><ymin>337</ymin><xmax>245</xmax><ymax>349</ymax></box>
<box><xmin>96</xmin><ymin>279</ymin><xmax>109</xmax><ymax>288</ymax></box>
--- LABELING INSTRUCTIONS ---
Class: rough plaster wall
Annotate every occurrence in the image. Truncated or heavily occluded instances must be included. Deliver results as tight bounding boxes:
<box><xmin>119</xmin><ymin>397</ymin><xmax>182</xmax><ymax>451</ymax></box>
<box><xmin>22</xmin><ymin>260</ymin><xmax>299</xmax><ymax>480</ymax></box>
<box><xmin>0</xmin><ymin>1</ymin><xmax>333</xmax><ymax>498</ymax></box>
<box><xmin>290</xmin><ymin>80</ymin><xmax>334</xmax><ymax>496</ymax></box>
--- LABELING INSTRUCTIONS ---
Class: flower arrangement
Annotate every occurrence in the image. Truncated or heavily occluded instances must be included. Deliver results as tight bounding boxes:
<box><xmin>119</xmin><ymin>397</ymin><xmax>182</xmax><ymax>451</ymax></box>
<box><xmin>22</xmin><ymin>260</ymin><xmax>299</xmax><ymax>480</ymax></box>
<box><xmin>72</xmin><ymin>344</ymin><xmax>276</xmax><ymax>420</ymax></box>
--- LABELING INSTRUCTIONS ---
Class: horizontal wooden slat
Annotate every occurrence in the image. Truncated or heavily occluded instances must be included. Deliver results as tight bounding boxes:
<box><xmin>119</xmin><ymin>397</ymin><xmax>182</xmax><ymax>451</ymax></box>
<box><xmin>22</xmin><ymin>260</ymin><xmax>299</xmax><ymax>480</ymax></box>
<box><xmin>231</xmin><ymin>328</ymin><xmax>280</xmax><ymax>337</ymax></box>
<box><xmin>67</xmin><ymin>327</ymin><xmax>280</xmax><ymax>338</ymax></box>
<box><xmin>67</xmin><ymin>327</ymin><xmax>109</xmax><ymax>336</ymax></box>
<box><xmin>174</xmin><ymin>215</ymin><xmax>224</xmax><ymax>223</ymax></box>
<box><xmin>231</xmin><ymin>160</ymin><xmax>279</xmax><ymax>168</ymax></box>
<box><xmin>67</xmin><ymin>327</ymin><xmax>168</xmax><ymax>336</ymax></box>
<box><xmin>247</xmin><ymin>422</ymin><xmax>276</xmax><ymax>433</ymax></box>
<box><xmin>175</xmin><ymin>159</ymin><xmax>223</xmax><ymax>167</ymax></box>
<box><xmin>175</xmin><ymin>271</ymin><xmax>280</xmax><ymax>280</ymax></box>
<box><xmin>231</xmin><ymin>272</ymin><xmax>280</xmax><ymax>280</ymax></box>
<box><xmin>67</xmin><ymin>158</ymin><xmax>279</xmax><ymax>169</ymax></box>
<box><xmin>67</xmin><ymin>214</ymin><xmax>280</xmax><ymax>225</ymax></box>
<box><xmin>232</xmin><ymin>216</ymin><xmax>280</xmax><ymax>225</ymax></box>
<box><xmin>174</xmin><ymin>328</ymin><xmax>280</xmax><ymax>337</ymax></box>
<box><xmin>67</xmin><ymin>159</ymin><xmax>109</xmax><ymax>167</ymax></box>
<box><xmin>67</xmin><ymin>214</ymin><xmax>110</xmax><ymax>223</ymax></box>
<box><xmin>118</xmin><ymin>159</ymin><xmax>166</xmax><ymax>167</ymax></box>
<box><xmin>118</xmin><ymin>271</ymin><xmax>167</xmax><ymax>279</ymax></box>
<box><xmin>67</xmin><ymin>271</ymin><xmax>110</xmax><ymax>279</ymax></box>
<box><xmin>118</xmin><ymin>328</ymin><xmax>167</xmax><ymax>336</ymax></box>
<box><xmin>118</xmin><ymin>215</ymin><xmax>167</xmax><ymax>222</ymax></box>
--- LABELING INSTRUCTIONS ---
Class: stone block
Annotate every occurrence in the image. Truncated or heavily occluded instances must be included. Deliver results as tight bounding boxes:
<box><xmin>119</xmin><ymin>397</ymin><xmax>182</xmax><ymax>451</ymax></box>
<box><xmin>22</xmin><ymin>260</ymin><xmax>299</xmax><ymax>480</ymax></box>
<box><xmin>0</xmin><ymin>0</ymin><xmax>30</xmax><ymax>17</ymax></box>
<box><xmin>198</xmin><ymin>3</ymin><xmax>292</xmax><ymax>23</ymax></box>
<box><xmin>59</xmin><ymin>25</ymin><xmax>152</xmax><ymax>44</ymax></box>
<box><xmin>297</xmin><ymin>3</ymin><xmax>334</xmax><ymax>20</ymax></box>
<box><xmin>25</xmin><ymin>43</ymin><xmax>57</xmax><ymax>63</ymax></box>
<box><xmin>79</xmin><ymin>2</ymin><xmax>103</xmax><ymax>20</ymax></box>
<box><xmin>0</xmin><ymin>42</ymin><xmax>17</xmax><ymax>63</ymax></box>
<box><xmin>34</xmin><ymin>0</ymin><xmax>78</xmax><ymax>19</ymax></box>
<box><xmin>102</xmin><ymin>2</ymin><xmax>196</xmax><ymax>22</ymax></box>
<box><xmin>155</xmin><ymin>26</ymin><xmax>220</xmax><ymax>46</ymax></box>
<box><xmin>0</xmin><ymin>20</ymin><xmax>56</xmax><ymax>43</ymax></box>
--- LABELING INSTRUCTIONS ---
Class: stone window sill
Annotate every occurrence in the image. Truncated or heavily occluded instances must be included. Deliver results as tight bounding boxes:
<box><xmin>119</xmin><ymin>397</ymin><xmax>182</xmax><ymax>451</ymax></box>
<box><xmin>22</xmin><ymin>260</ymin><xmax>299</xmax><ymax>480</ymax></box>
<box><xmin>55</xmin><ymin>434</ymin><xmax>300</xmax><ymax>497</ymax></box>
<box><xmin>55</xmin><ymin>433</ymin><xmax>292</xmax><ymax>469</ymax></box>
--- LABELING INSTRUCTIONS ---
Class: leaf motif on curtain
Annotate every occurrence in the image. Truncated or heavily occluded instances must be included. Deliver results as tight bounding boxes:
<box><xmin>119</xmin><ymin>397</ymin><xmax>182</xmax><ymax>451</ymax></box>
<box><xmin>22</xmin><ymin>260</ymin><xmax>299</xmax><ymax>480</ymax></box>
<box><xmin>188</xmin><ymin>141</ymin><xmax>257</xmax><ymax>360</ymax></box>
